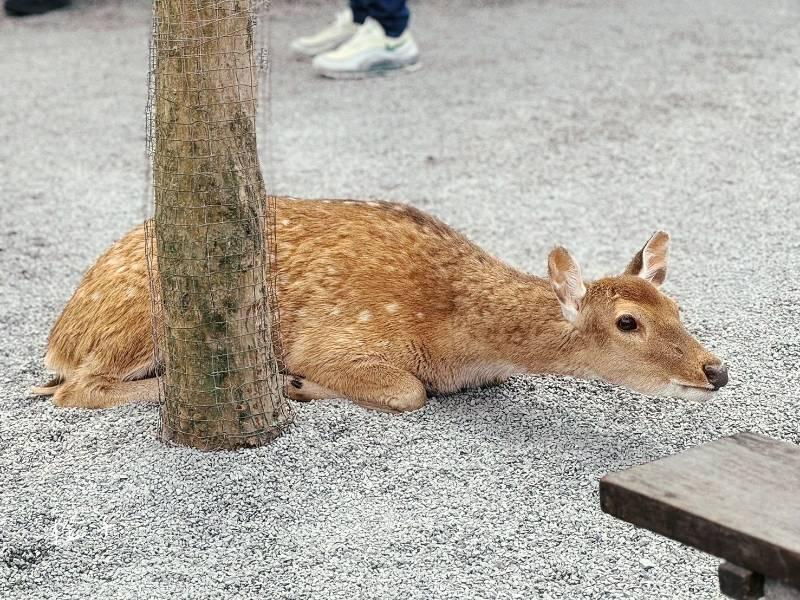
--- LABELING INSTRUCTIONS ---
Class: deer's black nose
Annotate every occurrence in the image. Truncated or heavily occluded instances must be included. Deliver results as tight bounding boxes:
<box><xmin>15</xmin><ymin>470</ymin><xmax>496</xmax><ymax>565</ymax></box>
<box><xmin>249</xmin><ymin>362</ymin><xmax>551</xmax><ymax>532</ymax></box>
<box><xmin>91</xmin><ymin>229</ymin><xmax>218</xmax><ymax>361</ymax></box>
<box><xmin>703</xmin><ymin>364</ymin><xmax>729</xmax><ymax>390</ymax></box>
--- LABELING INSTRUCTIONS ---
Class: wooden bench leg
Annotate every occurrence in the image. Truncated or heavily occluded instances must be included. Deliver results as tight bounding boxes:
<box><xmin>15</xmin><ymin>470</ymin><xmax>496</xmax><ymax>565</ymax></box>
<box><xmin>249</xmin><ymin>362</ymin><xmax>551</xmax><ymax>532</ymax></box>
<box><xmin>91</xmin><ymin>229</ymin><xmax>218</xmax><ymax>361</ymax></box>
<box><xmin>719</xmin><ymin>563</ymin><xmax>800</xmax><ymax>600</ymax></box>
<box><xmin>719</xmin><ymin>562</ymin><xmax>764</xmax><ymax>600</ymax></box>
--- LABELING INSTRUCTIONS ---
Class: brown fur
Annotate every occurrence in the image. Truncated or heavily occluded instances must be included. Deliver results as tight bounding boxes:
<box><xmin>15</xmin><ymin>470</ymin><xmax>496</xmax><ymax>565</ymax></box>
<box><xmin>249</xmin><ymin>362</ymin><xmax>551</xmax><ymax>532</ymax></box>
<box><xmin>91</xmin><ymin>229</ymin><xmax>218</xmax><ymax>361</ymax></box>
<box><xmin>36</xmin><ymin>197</ymin><xmax>725</xmax><ymax>411</ymax></box>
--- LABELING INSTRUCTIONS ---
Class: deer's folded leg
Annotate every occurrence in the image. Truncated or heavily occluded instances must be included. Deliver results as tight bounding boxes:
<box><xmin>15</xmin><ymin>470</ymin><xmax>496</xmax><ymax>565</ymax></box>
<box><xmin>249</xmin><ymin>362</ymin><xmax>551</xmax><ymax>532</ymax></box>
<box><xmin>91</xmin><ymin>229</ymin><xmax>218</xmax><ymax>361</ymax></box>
<box><xmin>284</xmin><ymin>376</ymin><xmax>339</xmax><ymax>402</ymax></box>
<box><xmin>300</xmin><ymin>356</ymin><xmax>427</xmax><ymax>414</ymax></box>
<box><xmin>52</xmin><ymin>376</ymin><xmax>159</xmax><ymax>409</ymax></box>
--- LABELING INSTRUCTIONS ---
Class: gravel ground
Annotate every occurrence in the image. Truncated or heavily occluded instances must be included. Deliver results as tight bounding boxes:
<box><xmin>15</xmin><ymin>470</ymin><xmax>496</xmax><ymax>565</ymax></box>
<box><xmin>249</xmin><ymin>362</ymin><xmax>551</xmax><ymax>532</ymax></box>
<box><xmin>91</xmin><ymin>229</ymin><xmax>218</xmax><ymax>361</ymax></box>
<box><xmin>2</xmin><ymin>1</ymin><xmax>799</xmax><ymax>598</ymax></box>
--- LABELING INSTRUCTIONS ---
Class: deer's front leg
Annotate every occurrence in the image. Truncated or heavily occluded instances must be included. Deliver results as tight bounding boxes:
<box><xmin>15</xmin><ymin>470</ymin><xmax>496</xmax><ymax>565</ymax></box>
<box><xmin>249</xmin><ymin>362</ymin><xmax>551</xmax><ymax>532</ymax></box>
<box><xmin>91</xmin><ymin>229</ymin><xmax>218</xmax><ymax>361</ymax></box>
<box><xmin>284</xmin><ymin>376</ymin><xmax>338</xmax><ymax>402</ymax></box>
<box><xmin>289</xmin><ymin>356</ymin><xmax>428</xmax><ymax>414</ymax></box>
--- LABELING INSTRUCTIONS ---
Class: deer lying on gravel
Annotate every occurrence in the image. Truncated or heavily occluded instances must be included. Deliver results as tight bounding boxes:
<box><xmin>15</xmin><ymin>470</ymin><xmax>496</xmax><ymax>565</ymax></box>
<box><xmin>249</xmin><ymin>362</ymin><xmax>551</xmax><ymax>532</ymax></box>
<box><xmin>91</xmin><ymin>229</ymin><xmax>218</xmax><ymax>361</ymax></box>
<box><xmin>33</xmin><ymin>197</ymin><xmax>728</xmax><ymax>412</ymax></box>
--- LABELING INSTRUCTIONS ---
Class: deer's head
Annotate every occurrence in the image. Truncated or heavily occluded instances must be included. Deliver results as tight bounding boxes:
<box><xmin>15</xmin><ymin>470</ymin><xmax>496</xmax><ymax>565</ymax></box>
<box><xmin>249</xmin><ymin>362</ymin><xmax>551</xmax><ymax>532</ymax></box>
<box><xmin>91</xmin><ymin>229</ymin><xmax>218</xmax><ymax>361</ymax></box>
<box><xmin>548</xmin><ymin>232</ymin><xmax>727</xmax><ymax>401</ymax></box>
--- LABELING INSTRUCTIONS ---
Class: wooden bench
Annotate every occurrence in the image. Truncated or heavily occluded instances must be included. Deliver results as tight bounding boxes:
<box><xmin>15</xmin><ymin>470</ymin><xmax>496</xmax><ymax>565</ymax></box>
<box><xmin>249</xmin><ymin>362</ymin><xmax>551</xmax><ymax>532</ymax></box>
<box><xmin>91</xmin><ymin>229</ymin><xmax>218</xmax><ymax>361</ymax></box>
<box><xmin>599</xmin><ymin>432</ymin><xmax>800</xmax><ymax>599</ymax></box>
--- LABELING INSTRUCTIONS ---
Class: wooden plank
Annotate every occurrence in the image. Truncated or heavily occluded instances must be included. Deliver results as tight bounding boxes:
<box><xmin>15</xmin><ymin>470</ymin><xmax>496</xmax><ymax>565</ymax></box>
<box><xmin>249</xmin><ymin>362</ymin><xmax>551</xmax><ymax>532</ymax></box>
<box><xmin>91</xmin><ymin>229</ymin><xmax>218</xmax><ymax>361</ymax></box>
<box><xmin>600</xmin><ymin>432</ymin><xmax>800</xmax><ymax>588</ymax></box>
<box><xmin>718</xmin><ymin>562</ymin><xmax>764</xmax><ymax>600</ymax></box>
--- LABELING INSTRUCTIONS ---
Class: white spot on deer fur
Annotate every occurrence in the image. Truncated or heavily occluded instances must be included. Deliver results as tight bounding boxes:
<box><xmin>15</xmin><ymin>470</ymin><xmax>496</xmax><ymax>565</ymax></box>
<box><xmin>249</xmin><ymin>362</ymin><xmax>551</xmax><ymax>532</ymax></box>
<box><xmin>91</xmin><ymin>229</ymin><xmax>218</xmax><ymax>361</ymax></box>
<box><xmin>330</xmin><ymin>307</ymin><xmax>341</xmax><ymax>316</ymax></box>
<box><xmin>281</xmin><ymin>219</ymin><xmax>290</xmax><ymax>226</ymax></box>
<box><xmin>358</xmin><ymin>310</ymin><xmax>372</xmax><ymax>322</ymax></box>
<box><xmin>326</xmin><ymin>266</ymin><xmax>337</xmax><ymax>275</ymax></box>
<box><xmin>385</xmin><ymin>303</ymin><xmax>399</xmax><ymax>314</ymax></box>
<box><xmin>416</xmin><ymin>312</ymin><xmax>425</xmax><ymax>320</ymax></box>
<box><xmin>367</xmin><ymin>201</ymin><xmax>379</xmax><ymax>207</ymax></box>
<box><xmin>126</xmin><ymin>287</ymin><xmax>137</xmax><ymax>299</ymax></box>
<box><xmin>392</xmin><ymin>204</ymin><xmax>405</xmax><ymax>212</ymax></box>
<box><xmin>116</xmin><ymin>266</ymin><xmax>127</xmax><ymax>274</ymax></box>
<box><xmin>91</xmin><ymin>292</ymin><xmax>103</xmax><ymax>301</ymax></box>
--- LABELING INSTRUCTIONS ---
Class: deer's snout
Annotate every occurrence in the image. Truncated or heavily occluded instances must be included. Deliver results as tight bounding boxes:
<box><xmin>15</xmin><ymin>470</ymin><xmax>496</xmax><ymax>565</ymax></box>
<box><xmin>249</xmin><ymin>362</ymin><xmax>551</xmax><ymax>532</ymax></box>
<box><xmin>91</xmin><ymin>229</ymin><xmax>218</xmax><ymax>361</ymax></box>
<box><xmin>703</xmin><ymin>363</ymin><xmax>729</xmax><ymax>390</ymax></box>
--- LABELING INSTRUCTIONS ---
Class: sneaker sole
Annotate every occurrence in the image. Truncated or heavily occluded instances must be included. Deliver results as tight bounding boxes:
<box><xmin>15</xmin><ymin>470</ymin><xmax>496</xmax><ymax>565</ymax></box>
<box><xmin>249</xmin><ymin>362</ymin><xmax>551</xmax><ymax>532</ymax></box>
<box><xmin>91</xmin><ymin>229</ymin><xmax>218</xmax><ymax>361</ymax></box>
<box><xmin>316</xmin><ymin>60</ymin><xmax>421</xmax><ymax>80</ymax></box>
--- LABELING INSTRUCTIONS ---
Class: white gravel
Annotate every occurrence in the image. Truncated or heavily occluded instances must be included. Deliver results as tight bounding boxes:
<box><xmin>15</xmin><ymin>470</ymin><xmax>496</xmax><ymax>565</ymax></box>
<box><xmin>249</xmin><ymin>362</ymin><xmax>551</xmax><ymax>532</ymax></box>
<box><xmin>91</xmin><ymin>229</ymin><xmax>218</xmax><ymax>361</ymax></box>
<box><xmin>2</xmin><ymin>1</ymin><xmax>799</xmax><ymax>599</ymax></box>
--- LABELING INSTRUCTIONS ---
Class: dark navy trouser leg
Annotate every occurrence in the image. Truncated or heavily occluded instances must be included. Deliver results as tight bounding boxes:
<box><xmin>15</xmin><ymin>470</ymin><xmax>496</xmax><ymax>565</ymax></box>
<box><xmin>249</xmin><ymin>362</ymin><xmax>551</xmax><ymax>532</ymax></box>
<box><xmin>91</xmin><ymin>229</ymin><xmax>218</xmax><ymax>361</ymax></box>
<box><xmin>349</xmin><ymin>0</ymin><xmax>409</xmax><ymax>37</ymax></box>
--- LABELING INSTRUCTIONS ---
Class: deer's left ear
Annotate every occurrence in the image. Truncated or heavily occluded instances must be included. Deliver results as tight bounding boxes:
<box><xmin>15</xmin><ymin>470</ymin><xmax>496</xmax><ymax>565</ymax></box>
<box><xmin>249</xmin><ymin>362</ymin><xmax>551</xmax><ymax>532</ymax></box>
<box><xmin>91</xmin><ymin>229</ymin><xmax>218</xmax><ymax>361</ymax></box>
<box><xmin>624</xmin><ymin>231</ymin><xmax>670</xmax><ymax>287</ymax></box>
<box><xmin>548</xmin><ymin>246</ymin><xmax>586</xmax><ymax>324</ymax></box>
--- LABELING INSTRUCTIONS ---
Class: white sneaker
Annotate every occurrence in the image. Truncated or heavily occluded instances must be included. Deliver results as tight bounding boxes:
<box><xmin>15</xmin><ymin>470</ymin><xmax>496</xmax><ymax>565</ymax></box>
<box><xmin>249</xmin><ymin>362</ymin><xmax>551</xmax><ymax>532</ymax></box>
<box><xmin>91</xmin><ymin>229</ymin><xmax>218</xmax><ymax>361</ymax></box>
<box><xmin>290</xmin><ymin>9</ymin><xmax>359</xmax><ymax>58</ymax></box>
<box><xmin>312</xmin><ymin>17</ymin><xmax>420</xmax><ymax>79</ymax></box>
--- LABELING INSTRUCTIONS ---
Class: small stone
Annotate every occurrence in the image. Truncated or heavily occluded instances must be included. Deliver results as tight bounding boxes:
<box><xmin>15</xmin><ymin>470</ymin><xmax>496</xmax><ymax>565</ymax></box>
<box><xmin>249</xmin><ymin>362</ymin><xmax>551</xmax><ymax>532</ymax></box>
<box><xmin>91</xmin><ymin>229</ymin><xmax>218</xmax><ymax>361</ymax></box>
<box><xmin>639</xmin><ymin>558</ymin><xmax>656</xmax><ymax>570</ymax></box>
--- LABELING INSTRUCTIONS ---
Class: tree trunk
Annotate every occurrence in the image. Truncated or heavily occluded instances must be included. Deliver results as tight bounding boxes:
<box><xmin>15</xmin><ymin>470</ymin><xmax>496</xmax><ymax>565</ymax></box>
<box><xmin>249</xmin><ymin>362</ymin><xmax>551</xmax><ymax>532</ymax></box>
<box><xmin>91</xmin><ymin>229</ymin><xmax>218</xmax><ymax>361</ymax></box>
<box><xmin>150</xmin><ymin>0</ymin><xmax>290</xmax><ymax>449</ymax></box>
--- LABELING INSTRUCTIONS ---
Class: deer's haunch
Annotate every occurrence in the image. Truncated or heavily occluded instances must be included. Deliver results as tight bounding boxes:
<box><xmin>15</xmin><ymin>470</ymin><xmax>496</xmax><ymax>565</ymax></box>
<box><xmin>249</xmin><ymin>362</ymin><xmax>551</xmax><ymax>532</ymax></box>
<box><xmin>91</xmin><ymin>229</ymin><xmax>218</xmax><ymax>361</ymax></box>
<box><xmin>33</xmin><ymin>197</ymin><xmax>727</xmax><ymax>411</ymax></box>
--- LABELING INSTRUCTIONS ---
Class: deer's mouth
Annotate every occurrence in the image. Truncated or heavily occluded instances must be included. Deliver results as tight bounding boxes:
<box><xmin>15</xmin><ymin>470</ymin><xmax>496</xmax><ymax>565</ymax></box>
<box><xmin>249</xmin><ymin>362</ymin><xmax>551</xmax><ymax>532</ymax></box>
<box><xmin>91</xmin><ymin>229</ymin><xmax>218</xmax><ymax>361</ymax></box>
<box><xmin>661</xmin><ymin>381</ymin><xmax>717</xmax><ymax>402</ymax></box>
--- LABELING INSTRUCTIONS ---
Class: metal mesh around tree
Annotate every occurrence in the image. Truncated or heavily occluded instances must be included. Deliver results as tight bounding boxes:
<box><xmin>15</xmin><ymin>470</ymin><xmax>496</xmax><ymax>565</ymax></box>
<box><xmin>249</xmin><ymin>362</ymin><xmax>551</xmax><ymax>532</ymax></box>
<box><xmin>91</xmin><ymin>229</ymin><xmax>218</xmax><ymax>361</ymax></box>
<box><xmin>144</xmin><ymin>0</ymin><xmax>290</xmax><ymax>450</ymax></box>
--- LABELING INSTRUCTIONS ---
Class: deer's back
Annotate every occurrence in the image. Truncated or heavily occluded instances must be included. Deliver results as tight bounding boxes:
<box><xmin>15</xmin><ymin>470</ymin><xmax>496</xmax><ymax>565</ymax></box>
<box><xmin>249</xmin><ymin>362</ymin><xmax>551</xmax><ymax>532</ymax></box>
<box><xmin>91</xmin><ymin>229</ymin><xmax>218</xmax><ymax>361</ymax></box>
<box><xmin>45</xmin><ymin>198</ymin><xmax>497</xmax><ymax>386</ymax></box>
<box><xmin>275</xmin><ymin>199</ymin><xmax>498</xmax><ymax>386</ymax></box>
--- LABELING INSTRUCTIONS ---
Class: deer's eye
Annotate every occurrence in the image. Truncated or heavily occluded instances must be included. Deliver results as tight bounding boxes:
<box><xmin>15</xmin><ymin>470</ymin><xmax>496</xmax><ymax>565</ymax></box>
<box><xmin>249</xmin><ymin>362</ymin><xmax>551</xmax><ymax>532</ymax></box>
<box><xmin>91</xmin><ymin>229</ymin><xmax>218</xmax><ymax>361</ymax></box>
<box><xmin>616</xmin><ymin>315</ymin><xmax>638</xmax><ymax>331</ymax></box>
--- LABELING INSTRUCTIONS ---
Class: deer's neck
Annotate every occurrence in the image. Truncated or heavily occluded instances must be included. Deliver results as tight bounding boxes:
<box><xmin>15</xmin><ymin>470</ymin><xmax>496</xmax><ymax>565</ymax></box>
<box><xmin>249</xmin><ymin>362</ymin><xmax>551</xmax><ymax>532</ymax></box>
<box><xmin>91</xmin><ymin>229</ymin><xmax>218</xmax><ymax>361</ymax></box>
<box><xmin>454</xmin><ymin>264</ymin><xmax>591</xmax><ymax>379</ymax></box>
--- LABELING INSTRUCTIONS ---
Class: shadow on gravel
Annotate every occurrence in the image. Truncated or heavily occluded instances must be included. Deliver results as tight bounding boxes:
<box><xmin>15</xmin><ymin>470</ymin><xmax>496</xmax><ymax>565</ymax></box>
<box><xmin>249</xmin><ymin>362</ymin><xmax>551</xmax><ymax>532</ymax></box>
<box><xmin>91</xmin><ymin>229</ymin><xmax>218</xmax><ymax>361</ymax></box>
<box><xmin>423</xmin><ymin>378</ymin><xmax>681</xmax><ymax>472</ymax></box>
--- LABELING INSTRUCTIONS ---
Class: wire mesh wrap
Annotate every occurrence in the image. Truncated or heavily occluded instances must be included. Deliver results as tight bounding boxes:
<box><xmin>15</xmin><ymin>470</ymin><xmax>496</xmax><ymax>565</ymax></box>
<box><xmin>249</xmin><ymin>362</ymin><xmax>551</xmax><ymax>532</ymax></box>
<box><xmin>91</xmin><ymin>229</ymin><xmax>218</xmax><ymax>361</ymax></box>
<box><xmin>144</xmin><ymin>0</ymin><xmax>290</xmax><ymax>449</ymax></box>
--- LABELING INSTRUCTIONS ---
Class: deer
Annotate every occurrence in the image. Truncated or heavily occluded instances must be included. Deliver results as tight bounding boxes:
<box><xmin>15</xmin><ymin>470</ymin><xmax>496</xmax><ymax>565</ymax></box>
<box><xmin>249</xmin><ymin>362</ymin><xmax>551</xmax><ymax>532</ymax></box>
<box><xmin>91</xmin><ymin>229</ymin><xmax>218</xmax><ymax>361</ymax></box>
<box><xmin>32</xmin><ymin>197</ymin><xmax>728</xmax><ymax>412</ymax></box>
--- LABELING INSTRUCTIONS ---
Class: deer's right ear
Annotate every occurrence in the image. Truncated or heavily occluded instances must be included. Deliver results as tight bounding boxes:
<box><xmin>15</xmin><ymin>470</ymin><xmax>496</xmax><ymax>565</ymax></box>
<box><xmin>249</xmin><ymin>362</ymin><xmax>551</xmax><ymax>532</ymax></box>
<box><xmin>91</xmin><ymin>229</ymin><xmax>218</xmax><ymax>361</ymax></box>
<box><xmin>624</xmin><ymin>231</ymin><xmax>670</xmax><ymax>287</ymax></box>
<box><xmin>548</xmin><ymin>247</ymin><xmax>586</xmax><ymax>324</ymax></box>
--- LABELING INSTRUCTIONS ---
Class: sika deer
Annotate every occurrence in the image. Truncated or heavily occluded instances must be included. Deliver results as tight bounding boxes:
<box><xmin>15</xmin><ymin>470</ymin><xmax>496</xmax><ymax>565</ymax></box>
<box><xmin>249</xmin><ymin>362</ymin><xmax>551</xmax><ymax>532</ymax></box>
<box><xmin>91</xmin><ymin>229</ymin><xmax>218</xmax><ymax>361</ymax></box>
<box><xmin>33</xmin><ymin>197</ymin><xmax>728</xmax><ymax>412</ymax></box>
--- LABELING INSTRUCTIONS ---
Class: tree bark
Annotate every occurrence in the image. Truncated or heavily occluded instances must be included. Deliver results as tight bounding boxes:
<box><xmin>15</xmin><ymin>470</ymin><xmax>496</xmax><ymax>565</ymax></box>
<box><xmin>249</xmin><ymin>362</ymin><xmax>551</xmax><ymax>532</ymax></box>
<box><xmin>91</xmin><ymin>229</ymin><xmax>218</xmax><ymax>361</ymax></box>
<box><xmin>151</xmin><ymin>0</ymin><xmax>289</xmax><ymax>449</ymax></box>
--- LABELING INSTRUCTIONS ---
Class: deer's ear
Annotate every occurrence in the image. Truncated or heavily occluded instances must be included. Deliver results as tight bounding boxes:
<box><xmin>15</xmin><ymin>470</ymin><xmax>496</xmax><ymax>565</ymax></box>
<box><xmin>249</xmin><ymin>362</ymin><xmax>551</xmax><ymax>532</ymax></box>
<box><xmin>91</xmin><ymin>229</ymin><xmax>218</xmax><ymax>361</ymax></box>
<box><xmin>548</xmin><ymin>246</ymin><xmax>586</xmax><ymax>324</ymax></box>
<box><xmin>624</xmin><ymin>231</ymin><xmax>670</xmax><ymax>287</ymax></box>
